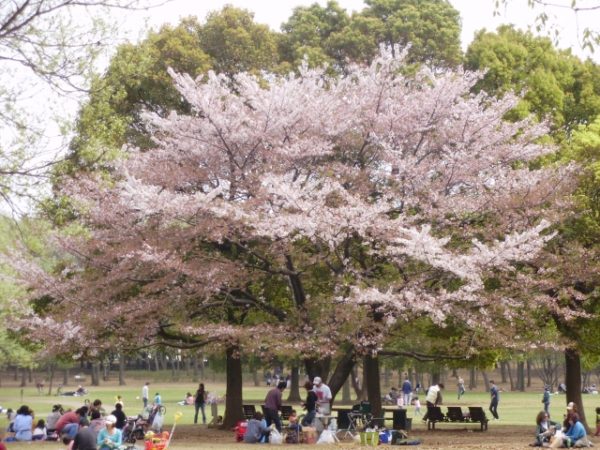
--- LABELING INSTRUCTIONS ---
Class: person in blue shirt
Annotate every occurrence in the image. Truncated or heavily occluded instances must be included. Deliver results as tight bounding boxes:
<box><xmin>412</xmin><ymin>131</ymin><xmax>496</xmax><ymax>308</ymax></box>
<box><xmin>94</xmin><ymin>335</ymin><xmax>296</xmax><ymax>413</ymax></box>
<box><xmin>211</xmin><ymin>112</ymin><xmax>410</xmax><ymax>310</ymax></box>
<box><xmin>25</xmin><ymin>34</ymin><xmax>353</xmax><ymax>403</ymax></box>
<box><xmin>542</xmin><ymin>386</ymin><xmax>551</xmax><ymax>414</ymax></box>
<box><xmin>401</xmin><ymin>377</ymin><xmax>412</xmax><ymax>407</ymax></box>
<box><xmin>489</xmin><ymin>380</ymin><xmax>499</xmax><ymax>420</ymax></box>
<box><xmin>243</xmin><ymin>412</ymin><xmax>270</xmax><ymax>444</ymax></box>
<box><xmin>154</xmin><ymin>393</ymin><xmax>162</xmax><ymax>405</ymax></box>
<box><xmin>13</xmin><ymin>405</ymin><xmax>33</xmax><ymax>441</ymax></box>
<box><xmin>563</xmin><ymin>413</ymin><xmax>587</xmax><ymax>447</ymax></box>
<box><xmin>96</xmin><ymin>415</ymin><xmax>122</xmax><ymax>450</ymax></box>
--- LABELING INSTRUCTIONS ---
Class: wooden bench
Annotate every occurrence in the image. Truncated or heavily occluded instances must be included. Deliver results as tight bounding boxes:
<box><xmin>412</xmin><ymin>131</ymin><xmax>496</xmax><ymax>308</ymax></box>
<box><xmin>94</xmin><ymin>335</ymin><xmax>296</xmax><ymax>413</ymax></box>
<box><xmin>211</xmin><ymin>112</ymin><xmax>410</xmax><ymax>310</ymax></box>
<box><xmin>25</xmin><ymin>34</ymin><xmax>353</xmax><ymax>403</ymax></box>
<box><xmin>468</xmin><ymin>406</ymin><xmax>489</xmax><ymax>431</ymax></box>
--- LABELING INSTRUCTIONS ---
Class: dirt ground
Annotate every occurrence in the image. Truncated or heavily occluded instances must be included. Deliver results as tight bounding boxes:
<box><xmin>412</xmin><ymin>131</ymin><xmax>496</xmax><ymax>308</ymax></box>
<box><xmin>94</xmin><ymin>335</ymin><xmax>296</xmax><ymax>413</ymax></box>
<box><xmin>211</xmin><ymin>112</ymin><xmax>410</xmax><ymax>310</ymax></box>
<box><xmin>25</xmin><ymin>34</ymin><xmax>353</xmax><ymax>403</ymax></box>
<box><xmin>170</xmin><ymin>423</ymin><xmax>541</xmax><ymax>449</ymax></box>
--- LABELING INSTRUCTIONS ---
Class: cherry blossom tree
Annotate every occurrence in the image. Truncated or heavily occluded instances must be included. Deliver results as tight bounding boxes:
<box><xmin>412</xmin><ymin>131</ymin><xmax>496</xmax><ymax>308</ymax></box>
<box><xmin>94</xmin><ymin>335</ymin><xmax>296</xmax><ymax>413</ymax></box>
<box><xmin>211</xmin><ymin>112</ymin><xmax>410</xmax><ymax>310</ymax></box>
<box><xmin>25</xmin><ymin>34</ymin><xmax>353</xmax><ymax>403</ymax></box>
<box><xmin>7</xmin><ymin>47</ymin><xmax>574</xmax><ymax>425</ymax></box>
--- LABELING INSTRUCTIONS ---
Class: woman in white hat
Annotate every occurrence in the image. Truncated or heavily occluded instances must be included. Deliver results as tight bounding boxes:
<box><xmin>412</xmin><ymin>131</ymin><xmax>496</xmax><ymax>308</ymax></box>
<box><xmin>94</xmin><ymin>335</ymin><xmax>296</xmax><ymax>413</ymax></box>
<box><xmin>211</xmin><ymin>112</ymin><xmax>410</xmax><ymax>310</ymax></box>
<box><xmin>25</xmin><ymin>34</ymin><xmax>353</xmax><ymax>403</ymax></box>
<box><xmin>96</xmin><ymin>415</ymin><xmax>122</xmax><ymax>450</ymax></box>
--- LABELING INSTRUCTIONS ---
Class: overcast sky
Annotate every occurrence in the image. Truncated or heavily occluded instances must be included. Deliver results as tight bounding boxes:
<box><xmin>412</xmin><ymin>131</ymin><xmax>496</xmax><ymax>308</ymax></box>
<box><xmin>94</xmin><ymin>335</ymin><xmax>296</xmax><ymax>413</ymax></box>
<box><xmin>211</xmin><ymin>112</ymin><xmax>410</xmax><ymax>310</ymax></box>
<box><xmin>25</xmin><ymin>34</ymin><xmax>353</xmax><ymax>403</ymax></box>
<box><xmin>115</xmin><ymin>0</ymin><xmax>598</xmax><ymax>61</ymax></box>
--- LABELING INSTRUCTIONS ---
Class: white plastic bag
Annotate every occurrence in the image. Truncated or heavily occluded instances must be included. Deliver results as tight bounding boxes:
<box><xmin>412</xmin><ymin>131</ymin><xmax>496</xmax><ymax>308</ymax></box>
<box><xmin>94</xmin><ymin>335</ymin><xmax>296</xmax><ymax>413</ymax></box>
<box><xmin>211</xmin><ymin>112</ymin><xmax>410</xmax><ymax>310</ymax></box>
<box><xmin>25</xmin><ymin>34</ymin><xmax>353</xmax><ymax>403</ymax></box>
<box><xmin>269</xmin><ymin>428</ymin><xmax>283</xmax><ymax>445</ymax></box>
<box><xmin>317</xmin><ymin>429</ymin><xmax>336</xmax><ymax>444</ymax></box>
<box><xmin>151</xmin><ymin>412</ymin><xmax>164</xmax><ymax>431</ymax></box>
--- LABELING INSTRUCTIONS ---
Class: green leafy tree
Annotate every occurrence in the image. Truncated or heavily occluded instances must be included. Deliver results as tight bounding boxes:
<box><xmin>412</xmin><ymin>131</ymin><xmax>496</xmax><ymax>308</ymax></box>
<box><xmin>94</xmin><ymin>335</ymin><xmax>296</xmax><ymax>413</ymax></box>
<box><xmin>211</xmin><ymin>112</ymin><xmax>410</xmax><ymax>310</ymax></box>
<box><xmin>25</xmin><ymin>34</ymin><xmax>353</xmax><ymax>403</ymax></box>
<box><xmin>199</xmin><ymin>6</ymin><xmax>279</xmax><ymax>76</ymax></box>
<box><xmin>280</xmin><ymin>0</ymin><xmax>351</xmax><ymax>67</ymax></box>
<box><xmin>465</xmin><ymin>25</ymin><xmax>600</xmax><ymax>135</ymax></box>
<box><xmin>360</xmin><ymin>0</ymin><xmax>462</xmax><ymax>67</ymax></box>
<box><xmin>280</xmin><ymin>0</ymin><xmax>462</xmax><ymax>68</ymax></box>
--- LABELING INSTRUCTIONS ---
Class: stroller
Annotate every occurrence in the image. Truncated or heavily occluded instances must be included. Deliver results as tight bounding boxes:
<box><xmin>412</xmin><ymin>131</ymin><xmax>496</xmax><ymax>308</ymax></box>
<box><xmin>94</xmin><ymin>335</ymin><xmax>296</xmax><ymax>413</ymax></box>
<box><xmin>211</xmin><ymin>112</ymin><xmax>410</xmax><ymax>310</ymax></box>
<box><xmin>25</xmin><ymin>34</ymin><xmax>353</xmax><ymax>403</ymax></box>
<box><xmin>123</xmin><ymin>404</ymin><xmax>167</xmax><ymax>444</ymax></box>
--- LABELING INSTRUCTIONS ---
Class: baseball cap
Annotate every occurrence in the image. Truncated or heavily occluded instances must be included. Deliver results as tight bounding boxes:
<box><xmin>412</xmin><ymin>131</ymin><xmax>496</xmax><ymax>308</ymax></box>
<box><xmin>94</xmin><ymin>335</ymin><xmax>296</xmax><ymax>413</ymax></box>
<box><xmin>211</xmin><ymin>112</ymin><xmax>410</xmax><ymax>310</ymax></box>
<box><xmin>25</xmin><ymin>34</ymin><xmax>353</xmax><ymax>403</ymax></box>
<box><xmin>105</xmin><ymin>414</ymin><xmax>117</xmax><ymax>424</ymax></box>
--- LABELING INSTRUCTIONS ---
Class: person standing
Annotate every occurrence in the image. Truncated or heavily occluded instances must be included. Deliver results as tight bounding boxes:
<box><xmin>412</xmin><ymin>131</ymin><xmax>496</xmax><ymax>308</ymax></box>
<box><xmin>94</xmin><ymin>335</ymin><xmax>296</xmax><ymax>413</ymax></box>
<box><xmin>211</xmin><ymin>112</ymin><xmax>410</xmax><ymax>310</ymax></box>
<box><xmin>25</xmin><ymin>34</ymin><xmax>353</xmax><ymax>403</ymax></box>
<box><xmin>457</xmin><ymin>376</ymin><xmax>465</xmax><ymax>399</ymax></box>
<box><xmin>194</xmin><ymin>383</ymin><xmax>207</xmax><ymax>425</ymax></box>
<box><xmin>421</xmin><ymin>383</ymin><xmax>444</xmax><ymax>422</ymax></box>
<box><xmin>153</xmin><ymin>392</ymin><xmax>162</xmax><ymax>405</ymax></box>
<box><xmin>542</xmin><ymin>386</ymin><xmax>550</xmax><ymax>414</ymax></box>
<box><xmin>313</xmin><ymin>377</ymin><xmax>332</xmax><ymax>415</ymax></box>
<box><xmin>301</xmin><ymin>381</ymin><xmax>317</xmax><ymax>427</ymax></box>
<box><xmin>264</xmin><ymin>381</ymin><xmax>286</xmax><ymax>432</ymax></box>
<box><xmin>142</xmin><ymin>382</ymin><xmax>149</xmax><ymax>409</ymax></box>
<box><xmin>489</xmin><ymin>380</ymin><xmax>499</xmax><ymax>420</ymax></box>
<box><xmin>401</xmin><ymin>376</ymin><xmax>412</xmax><ymax>407</ymax></box>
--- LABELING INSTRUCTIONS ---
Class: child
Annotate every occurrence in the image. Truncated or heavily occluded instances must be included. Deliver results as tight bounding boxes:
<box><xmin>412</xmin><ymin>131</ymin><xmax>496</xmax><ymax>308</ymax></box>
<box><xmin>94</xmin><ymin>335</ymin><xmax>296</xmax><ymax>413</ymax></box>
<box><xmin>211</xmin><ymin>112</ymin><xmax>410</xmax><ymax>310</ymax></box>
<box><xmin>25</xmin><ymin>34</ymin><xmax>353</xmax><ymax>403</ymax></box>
<box><xmin>286</xmin><ymin>410</ymin><xmax>301</xmax><ymax>444</ymax></box>
<box><xmin>32</xmin><ymin>419</ymin><xmax>47</xmax><ymax>441</ymax></box>
<box><xmin>413</xmin><ymin>396</ymin><xmax>421</xmax><ymax>416</ymax></box>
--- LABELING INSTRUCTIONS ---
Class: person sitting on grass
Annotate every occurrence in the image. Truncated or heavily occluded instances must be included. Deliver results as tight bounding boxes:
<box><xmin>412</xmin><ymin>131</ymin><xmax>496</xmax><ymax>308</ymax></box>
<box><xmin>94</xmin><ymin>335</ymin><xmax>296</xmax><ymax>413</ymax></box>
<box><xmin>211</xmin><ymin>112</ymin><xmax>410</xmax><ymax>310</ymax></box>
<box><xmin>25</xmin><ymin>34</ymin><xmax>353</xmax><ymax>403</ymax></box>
<box><xmin>550</xmin><ymin>413</ymin><xmax>587</xmax><ymax>448</ymax></box>
<box><xmin>285</xmin><ymin>410</ymin><xmax>301</xmax><ymax>444</ymax></box>
<box><xmin>13</xmin><ymin>405</ymin><xmax>33</xmax><ymax>441</ymax></box>
<box><xmin>32</xmin><ymin>419</ymin><xmax>47</xmax><ymax>441</ymax></box>
<box><xmin>243</xmin><ymin>412</ymin><xmax>270</xmax><ymax>444</ymax></box>
<box><xmin>531</xmin><ymin>411</ymin><xmax>558</xmax><ymax>447</ymax></box>
<box><xmin>96</xmin><ymin>415</ymin><xmax>122</xmax><ymax>450</ymax></box>
<box><xmin>89</xmin><ymin>410</ymin><xmax>105</xmax><ymax>437</ymax></box>
<box><xmin>110</xmin><ymin>403</ymin><xmax>126</xmax><ymax>430</ymax></box>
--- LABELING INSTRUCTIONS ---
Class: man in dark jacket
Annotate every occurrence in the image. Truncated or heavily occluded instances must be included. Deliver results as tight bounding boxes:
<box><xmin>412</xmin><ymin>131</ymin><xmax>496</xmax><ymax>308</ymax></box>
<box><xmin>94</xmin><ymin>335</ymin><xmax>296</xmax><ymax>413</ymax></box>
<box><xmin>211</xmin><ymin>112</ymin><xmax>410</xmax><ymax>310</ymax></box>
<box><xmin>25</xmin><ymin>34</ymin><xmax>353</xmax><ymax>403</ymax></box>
<box><xmin>264</xmin><ymin>381</ymin><xmax>286</xmax><ymax>431</ymax></box>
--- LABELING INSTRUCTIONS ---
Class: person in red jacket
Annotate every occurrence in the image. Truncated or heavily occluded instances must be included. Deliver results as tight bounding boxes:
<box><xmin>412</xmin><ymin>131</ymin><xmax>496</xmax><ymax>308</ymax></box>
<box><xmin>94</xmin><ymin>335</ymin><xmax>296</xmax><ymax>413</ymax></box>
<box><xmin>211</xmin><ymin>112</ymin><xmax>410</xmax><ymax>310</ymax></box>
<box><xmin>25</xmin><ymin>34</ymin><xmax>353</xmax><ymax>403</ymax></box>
<box><xmin>55</xmin><ymin>409</ymin><xmax>81</xmax><ymax>439</ymax></box>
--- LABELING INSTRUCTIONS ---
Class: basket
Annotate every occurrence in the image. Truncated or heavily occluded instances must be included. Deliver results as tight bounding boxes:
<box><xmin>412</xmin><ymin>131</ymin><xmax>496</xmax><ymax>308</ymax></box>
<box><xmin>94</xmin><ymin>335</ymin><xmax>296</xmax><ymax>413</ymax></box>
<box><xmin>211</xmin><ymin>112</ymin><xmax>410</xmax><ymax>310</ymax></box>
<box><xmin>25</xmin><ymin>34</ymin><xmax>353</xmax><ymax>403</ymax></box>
<box><xmin>360</xmin><ymin>431</ymin><xmax>379</xmax><ymax>446</ymax></box>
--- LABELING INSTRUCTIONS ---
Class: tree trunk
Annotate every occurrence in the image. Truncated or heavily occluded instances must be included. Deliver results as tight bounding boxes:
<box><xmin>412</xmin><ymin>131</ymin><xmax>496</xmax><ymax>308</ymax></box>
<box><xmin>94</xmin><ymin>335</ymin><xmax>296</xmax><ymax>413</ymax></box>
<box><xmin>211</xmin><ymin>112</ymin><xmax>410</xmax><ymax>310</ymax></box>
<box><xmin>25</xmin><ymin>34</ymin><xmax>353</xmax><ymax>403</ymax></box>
<box><xmin>327</xmin><ymin>348</ymin><xmax>356</xmax><ymax>402</ymax></box>
<box><xmin>119</xmin><ymin>354</ymin><xmax>126</xmax><ymax>386</ymax></box>
<box><xmin>383</xmin><ymin>366</ymin><xmax>391</xmax><ymax>390</ymax></box>
<box><xmin>20</xmin><ymin>368</ymin><xmax>26</xmax><ymax>387</ymax></box>
<box><xmin>102</xmin><ymin>360</ymin><xmax>109</xmax><ymax>381</ymax></box>
<box><xmin>304</xmin><ymin>357</ymin><xmax>331</xmax><ymax>382</ymax></box>
<box><xmin>287</xmin><ymin>366</ymin><xmax>302</xmax><ymax>402</ymax></box>
<box><xmin>63</xmin><ymin>368</ymin><xmax>69</xmax><ymax>386</ymax></box>
<box><xmin>28</xmin><ymin>368</ymin><xmax>33</xmax><ymax>383</ymax></box>
<box><xmin>527</xmin><ymin>359</ymin><xmax>532</xmax><ymax>388</ymax></box>
<box><xmin>469</xmin><ymin>367</ymin><xmax>477</xmax><ymax>390</ymax></box>
<box><xmin>565</xmin><ymin>348</ymin><xmax>588</xmax><ymax>429</ymax></box>
<box><xmin>517</xmin><ymin>361</ymin><xmax>525</xmax><ymax>391</ymax></box>
<box><xmin>506</xmin><ymin>361</ymin><xmax>515</xmax><ymax>391</ymax></box>
<box><xmin>364</xmin><ymin>355</ymin><xmax>382</xmax><ymax>419</ymax></box>
<box><xmin>342</xmin><ymin>376</ymin><xmax>351</xmax><ymax>403</ymax></box>
<box><xmin>91</xmin><ymin>362</ymin><xmax>100</xmax><ymax>386</ymax></box>
<box><xmin>482</xmin><ymin>371</ymin><xmax>489</xmax><ymax>392</ymax></box>
<box><xmin>351</xmin><ymin>366</ymin><xmax>365</xmax><ymax>400</ymax></box>
<box><xmin>222</xmin><ymin>346</ymin><xmax>244</xmax><ymax>429</ymax></box>
<box><xmin>47</xmin><ymin>364</ymin><xmax>55</xmax><ymax>395</ymax></box>
<box><xmin>192</xmin><ymin>357</ymin><xmax>199</xmax><ymax>383</ymax></box>
<box><xmin>500</xmin><ymin>361</ymin><xmax>508</xmax><ymax>384</ymax></box>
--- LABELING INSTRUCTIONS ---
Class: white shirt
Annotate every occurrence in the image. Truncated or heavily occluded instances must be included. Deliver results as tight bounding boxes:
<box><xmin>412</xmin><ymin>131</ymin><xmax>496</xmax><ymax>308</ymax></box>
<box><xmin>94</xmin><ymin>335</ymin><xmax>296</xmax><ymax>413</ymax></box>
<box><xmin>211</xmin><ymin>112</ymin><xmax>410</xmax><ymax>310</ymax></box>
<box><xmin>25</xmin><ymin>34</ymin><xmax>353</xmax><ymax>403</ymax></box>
<box><xmin>426</xmin><ymin>385</ymin><xmax>441</xmax><ymax>404</ymax></box>
<box><xmin>142</xmin><ymin>385</ymin><xmax>149</xmax><ymax>399</ymax></box>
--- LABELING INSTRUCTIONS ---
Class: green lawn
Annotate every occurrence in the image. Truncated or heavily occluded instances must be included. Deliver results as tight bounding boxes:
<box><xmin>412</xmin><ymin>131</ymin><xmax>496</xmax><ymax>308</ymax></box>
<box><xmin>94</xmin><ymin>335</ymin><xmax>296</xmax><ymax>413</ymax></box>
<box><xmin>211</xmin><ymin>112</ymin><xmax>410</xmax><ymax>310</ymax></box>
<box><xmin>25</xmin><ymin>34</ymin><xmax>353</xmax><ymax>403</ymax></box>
<box><xmin>1</xmin><ymin>382</ymin><xmax>598</xmax><ymax>429</ymax></box>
